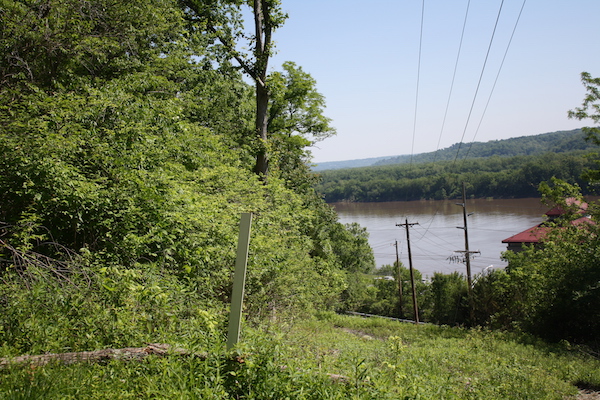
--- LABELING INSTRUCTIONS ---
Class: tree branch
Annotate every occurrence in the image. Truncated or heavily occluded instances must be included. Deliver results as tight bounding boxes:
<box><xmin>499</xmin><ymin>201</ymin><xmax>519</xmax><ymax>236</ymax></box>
<box><xmin>205</xmin><ymin>25</ymin><xmax>266</xmax><ymax>88</ymax></box>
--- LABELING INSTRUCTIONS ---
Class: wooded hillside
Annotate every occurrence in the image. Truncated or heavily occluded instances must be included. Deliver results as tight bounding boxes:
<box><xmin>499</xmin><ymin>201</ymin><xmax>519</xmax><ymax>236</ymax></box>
<box><xmin>316</xmin><ymin>149</ymin><xmax>596</xmax><ymax>202</ymax></box>
<box><xmin>313</xmin><ymin>128</ymin><xmax>592</xmax><ymax>171</ymax></box>
<box><xmin>374</xmin><ymin>128</ymin><xmax>593</xmax><ymax>166</ymax></box>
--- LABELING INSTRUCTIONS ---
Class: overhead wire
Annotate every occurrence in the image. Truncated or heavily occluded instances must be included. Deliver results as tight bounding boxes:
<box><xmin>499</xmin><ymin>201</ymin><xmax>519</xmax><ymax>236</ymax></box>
<box><xmin>388</xmin><ymin>1</ymin><xmax>527</xmax><ymax>273</ymax></box>
<box><xmin>433</xmin><ymin>0</ymin><xmax>472</xmax><ymax>164</ymax></box>
<box><xmin>410</xmin><ymin>0</ymin><xmax>426</xmax><ymax>167</ymax></box>
<box><xmin>420</xmin><ymin>0</ymin><xmax>508</xmax><ymax>245</ymax></box>
<box><xmin>461</xmin><ymin>0</ymin><xmax>528</xmax><ymax>162</ymax></box>
<box><xmin>452</xmin><ymin>0</ymin><xmax>506</xmax><ymax>164</ymax></box>
<box><xmin>418</xmin><ymin>0</ymin><xmax>471</xmax><ymax>239</ymax></box>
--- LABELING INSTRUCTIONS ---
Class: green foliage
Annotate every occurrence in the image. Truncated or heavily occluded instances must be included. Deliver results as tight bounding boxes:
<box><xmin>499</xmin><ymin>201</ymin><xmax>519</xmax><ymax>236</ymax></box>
<box><xmin>338</xmin><ymin>272</ymin><xmax>377</xmax><ymax>313</ymax></box>
<box><xmin>569</xmin><ymin>72</ymin><xmax>600</xmax><ymax>185</ymax></box>
<box><xmin>568</xmin><ymin>72</ymin><xmax>600</xmax><ymax>139</ymax></box>
<box><xmin>329</xmin><ymin>223</ymin><xmax>375</xmax><ymax>274</ymax></box>
<box><xmin>268</xmin><ymin>61</ymin><xmax>336</xmax><ymax>188</ymax></box>
<box><xmin>539</xmin><ymin>177</ymin><xmax>585</xmax><ymax>211</ymax></box>
<box><xmin>0</xmin><ymin>257</ymin><xmax>224</xmax><ymax>357</ymax></box>
<box><xmin>473</xmin><ymin>223</ymin><xmax>600</xmax><ymax>342</ymax></box>
<box><xmin>316</xmin><ymin>151</ymin><xmax>595</xmax><ymax>202</ymax></box>
<box><xmin>3</xmin><ymin>316</ymin><xmax>600</xmax><ymax>399</ymax></box>
<box><xmin>268</xmin><ymin>61</ymin><xmax>336</xmax><ymax>142</ymax></box>
<box><xmin>341</xmin><ymin>263</ymin><xmax>433</xmax><ymax>322</ymax></box>
<box><xmin>426</xmin><ymin>272</ymin><xmax>469</xmax><ymax>325</ymax></box>
<box><xmin>0</xmin><ymin>0</ymin><xmax>358</xmax><ymax>360</ymax></box>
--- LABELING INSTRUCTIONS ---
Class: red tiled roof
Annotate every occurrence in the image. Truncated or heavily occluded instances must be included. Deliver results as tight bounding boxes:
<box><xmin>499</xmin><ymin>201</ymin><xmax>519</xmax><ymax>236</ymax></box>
<box><xmin>502</xmin><ymin>216</ymin><xmax>594</xmax><ymax>244</ymax></box>
<box><xmin>502</xmin><ymin>224</ymin><xmax>549</xmax><ymax>244</ymax></box>
<box><xmin>545</xmin><ymin>198</ymin><xmax>588</xmax><ymax>217</ymax></box>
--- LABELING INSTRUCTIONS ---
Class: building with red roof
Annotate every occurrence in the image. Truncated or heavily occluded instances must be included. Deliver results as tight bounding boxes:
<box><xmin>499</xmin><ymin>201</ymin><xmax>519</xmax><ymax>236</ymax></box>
<box><xmin>502</xmin><ymin>198</ymin><xmax>593</xmax><ymax>252</ymax></box>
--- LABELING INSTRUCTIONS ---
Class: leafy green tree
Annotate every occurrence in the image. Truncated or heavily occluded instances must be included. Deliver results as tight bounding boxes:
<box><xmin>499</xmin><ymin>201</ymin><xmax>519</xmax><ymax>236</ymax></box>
<box><xmin>181</xmin><ymin>0</ymin><xmax>288</xmax><ymax>178</ymax></box>
<box><xmin>268</xmin><ymin>61</ymin><xmax>335</xmax><ymax>188</ymax></box>
<box><xmin>569</xmin><ymin>72</ymin><xmax>600</xmax><ymax>185</ymax></box>
<box><xmin>426</xmin><ymin>272</ymin><xmax>469</xmax><ymax>325</ymax></box>
<box><xmin>180</xmin><ymin>1</ymin><xmax>336</xmax><ymax>183</ymax></box>
<box><xmin>330</xmin><ymin>223</ymin><xmax>375</xmax><ymax>274</ymax></box>
<box><xmin>268</xmin><ymin>61</ymin><xmax>336</xmax><ymax>142</ymax></box>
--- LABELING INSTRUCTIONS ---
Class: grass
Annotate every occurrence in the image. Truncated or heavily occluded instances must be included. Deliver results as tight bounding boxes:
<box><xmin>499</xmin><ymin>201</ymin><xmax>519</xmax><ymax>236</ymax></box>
<box><xmin>1</xmin><ymin>313</ymin><xmax>599</xmax><ymax>399</ymax></box>
<box><xmin>284</xmin><ymin>313</ymin><xmax>600</xmax><ymax>399</ymax></box>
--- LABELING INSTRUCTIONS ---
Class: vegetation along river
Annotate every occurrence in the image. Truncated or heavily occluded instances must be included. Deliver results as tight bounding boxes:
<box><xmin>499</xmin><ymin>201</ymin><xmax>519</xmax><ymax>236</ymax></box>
<box><xmin>333</xmin><ymin>198</ymin><xmax>551</xmax><ymax>278</ymax></box>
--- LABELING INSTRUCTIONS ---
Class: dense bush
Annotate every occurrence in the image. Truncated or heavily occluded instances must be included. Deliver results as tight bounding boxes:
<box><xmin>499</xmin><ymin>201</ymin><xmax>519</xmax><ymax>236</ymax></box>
<box><xmin>471</xmin><ymin>222</ymin><xmax>600</xmax><ymax>342</ymax></box>
<box><xmin>0</xmin><ymin>0</ymin><xmax>376</xmax><ymax>358</ymax></box>
<box><xmin>426</xmin><ymin>272</ymin><xmax>469</xmax><ymax>325</ymax></box>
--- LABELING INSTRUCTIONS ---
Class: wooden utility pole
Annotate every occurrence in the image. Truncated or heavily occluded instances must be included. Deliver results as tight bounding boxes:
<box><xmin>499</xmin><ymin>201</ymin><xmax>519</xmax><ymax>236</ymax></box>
<box><xmin>457</xmin><ymin>183</ymin><xmax>473</xmax><ymax>290</ymax></box>
<box><xmin>394</xmin><ymin>240</ymin><xmax>403</xmax><ymax>319</ymax></box>
<box><xmin>455</xmin><ymin>183</ymin><xmax>478</xmax><ymax>323</ymax></box>
<box><xmin>396</xmin><ymin>219</ymin><xmax>419</xmax><ymax>324</ymax></box>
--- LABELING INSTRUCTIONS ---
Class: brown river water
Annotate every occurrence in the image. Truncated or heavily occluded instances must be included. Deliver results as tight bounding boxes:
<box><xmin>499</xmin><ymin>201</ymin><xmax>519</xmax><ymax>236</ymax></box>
<box><xmin>332</xmin><ymin>198</ymin><xmax>550</xmax><ymax>278</ymax></box>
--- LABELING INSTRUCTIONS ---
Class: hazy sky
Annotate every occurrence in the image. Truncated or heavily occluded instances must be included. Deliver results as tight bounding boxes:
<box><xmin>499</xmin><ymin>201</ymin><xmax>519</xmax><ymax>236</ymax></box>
<box><xmin>265</xmin><ymin>0</ymin><xmax>600</xmax><ymax>163</ymax></box>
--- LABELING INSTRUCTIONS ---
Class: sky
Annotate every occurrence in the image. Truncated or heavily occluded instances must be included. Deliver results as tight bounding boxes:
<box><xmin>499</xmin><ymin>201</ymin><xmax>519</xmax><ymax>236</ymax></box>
<box><xmin>263</xmin><ymin>0</ymin><xmax>600</xmax><ymax>163</ymax></box>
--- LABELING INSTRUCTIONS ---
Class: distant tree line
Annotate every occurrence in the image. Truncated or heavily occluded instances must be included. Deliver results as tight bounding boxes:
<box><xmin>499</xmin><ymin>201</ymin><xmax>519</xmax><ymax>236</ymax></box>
<box><xmin>372</xmin><ymin>128</ymin><xmax>593</xmax><ymax>166</ymax></box>
<box><xmin>315</xmin><ymin>151</ymin><xmax>596</xmax><ymax>202</ymax></box>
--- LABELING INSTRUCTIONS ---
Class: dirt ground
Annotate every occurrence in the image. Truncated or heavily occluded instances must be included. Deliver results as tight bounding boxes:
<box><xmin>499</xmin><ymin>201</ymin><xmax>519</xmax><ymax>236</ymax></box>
<box><xmin>577</xmin><ymin>389</ymin><xmax>600</xmax><ymax>399</ymax></box>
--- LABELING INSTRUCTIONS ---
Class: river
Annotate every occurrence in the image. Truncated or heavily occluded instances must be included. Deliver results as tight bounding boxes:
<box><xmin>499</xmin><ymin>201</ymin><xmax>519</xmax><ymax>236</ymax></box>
<box><xmin>332</xmin><ymin>198</ymin><xmax>550</xmax><ymax>278</ymax></box>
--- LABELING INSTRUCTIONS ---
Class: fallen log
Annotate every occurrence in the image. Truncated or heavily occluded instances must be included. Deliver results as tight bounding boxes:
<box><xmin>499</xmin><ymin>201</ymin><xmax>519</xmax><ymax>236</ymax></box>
<box><xmin>0</xmin><ymin>343</ymin><xmax>205</xmax><ymax>368</ymax></box>
<box><xmin>0</xmin><ymin>344</ymin><xmax>349</xmax><ymax>382</ymax></box>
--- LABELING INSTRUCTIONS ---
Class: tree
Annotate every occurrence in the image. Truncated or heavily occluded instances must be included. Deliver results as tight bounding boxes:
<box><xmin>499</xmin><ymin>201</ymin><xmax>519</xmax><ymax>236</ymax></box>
<box><xmin>181</xmin><ymin>0</ymin><xmax>287</xmax><ymax>178</ymax></box>
<box><xmin>330</xmin><ymin>223</ymin><xmax>375</xmax><ymax>274</ymax></box>
<box><xmin>568</xmin><ymin>72</ymin><xmax>600</xmax><ymax>141</ymax></box>
<box><xmin>568</xmin><ymin>72</ymin><xmax>600</xmax><ymax>184</ymax></box>
<box><xmin>427</xmin><ymin>272</ymin><xmax>468</xmax><ymax>325</ymax></box>
<box><xmin>268</xmin><ymin>61</ymin><xmax>336</xmax><ymax>188</ymax></box>
<box><xmin>268</xmin><ymin>61</ymin><xmax>336</xmax><ymax>142</ymax></box>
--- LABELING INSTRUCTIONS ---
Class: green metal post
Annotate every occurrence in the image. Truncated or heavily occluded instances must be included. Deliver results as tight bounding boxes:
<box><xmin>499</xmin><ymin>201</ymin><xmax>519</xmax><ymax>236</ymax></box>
<box><xmin>226</xmin><ymin>213</ymin><xmax>253</xmax><ymax>350</ymax></box>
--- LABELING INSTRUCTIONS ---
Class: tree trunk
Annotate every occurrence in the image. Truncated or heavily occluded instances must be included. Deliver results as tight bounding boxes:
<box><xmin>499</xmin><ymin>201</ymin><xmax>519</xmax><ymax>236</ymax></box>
<box><xmin>251</xmin><ymin>0</ymin><xmax>271</xmax><ymax>178</ymax></box>
<box><xmin>253</xmin><ymin>80</ymin><xmax>269</xmax><ymax>177</ymax></box>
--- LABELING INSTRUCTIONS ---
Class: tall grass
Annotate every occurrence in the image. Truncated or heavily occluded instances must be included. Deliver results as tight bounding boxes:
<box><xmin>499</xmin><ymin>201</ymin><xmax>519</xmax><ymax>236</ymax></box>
<box><xmin>2</xmin><ymin>313</ymin><xmax>599</xmax><ymax>399</ymax></box>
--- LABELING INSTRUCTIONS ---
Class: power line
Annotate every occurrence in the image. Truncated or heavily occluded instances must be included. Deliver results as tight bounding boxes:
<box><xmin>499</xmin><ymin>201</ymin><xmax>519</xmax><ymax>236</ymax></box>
<box><xmin>433</xmin><ymin>0</ymin><xmax>472</xmax><ymax>164</ymax></box>
<box><xmin>452</xmin><ymin>0</ymin><xmax>506</xmax><ymax>165</ymax></box>
<box><xmin>410</xmin><ymin>0</ymin><xmax>426</xmax><ymax>167</ymax></box>
<box><xmin>462</xmin><ymin>0</ymin><xmax>528</xmax><ymax>162</ymax></box>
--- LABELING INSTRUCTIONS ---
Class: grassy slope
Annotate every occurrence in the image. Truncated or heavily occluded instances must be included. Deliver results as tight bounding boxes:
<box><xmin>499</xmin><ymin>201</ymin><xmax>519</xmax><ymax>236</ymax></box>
<box><xmin>2</xmin><ymin>314</ymin><xmax>599</xmax><ymax>399</ymax></box>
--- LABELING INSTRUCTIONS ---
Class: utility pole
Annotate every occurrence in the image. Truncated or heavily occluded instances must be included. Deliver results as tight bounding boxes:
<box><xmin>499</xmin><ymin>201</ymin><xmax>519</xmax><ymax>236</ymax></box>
<box><xmin>396</xmin><ymin>219</ymin><xmax>419</xmax><ymax>324</ymax></box>
<box><xmin>455</xmin><ymin>183</ymin><xmax>478</xmax><ymax>323</ymax></box>
<box><xmin>394</xmin><ymin>240</ymin><xmax>403</xmax><ymax>319</ymax></box>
